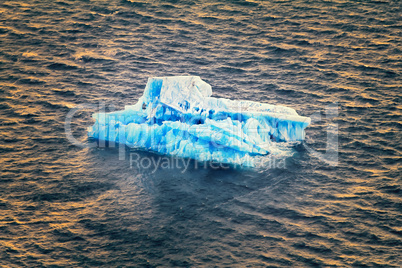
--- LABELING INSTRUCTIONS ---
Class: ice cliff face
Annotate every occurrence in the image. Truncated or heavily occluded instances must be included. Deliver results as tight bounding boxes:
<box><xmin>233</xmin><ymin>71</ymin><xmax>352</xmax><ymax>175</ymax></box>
<box><xmin>88</xmin><ymin>76</ymin><xmax>311</xmax><ymax>166</ymax></box>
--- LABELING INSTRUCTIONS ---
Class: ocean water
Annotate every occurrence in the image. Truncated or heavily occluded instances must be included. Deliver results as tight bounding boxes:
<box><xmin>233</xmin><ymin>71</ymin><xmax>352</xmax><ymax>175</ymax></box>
<box><xmin>0</xmin><ymin>0</ymin><xmax>401</xmax><ymax>267</ymax></box>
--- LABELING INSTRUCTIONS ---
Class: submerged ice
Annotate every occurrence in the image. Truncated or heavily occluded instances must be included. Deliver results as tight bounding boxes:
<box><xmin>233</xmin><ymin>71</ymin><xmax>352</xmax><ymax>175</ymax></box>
<box><xmin>88</xmin><ymin>76</ymin><xmax>311</xmax><ymax>166</ymax></box>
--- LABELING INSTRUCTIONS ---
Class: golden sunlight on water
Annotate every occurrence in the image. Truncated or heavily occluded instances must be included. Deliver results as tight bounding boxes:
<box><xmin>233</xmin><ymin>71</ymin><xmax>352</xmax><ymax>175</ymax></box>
<box><xmin>0</xmin><ymin>0</ymin><xmax>401</xmax><ymax>267</ymax></box>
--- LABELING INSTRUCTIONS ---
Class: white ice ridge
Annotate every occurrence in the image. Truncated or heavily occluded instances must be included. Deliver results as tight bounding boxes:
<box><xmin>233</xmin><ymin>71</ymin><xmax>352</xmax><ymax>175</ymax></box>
<box><xmin>88</xmin><ymin>76</ymin><xmax>311</xmax><ymax>167</ymax></box>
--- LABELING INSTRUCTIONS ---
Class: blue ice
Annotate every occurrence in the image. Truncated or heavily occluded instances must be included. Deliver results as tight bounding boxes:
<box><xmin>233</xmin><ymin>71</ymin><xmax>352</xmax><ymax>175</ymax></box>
<box><xmin>88</xmin><ymin>76</ymin><xmax>311</xmax><ymax>167</ymax></box>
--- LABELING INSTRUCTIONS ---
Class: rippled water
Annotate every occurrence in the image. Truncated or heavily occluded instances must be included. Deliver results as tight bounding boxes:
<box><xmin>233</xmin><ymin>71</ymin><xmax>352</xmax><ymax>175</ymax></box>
<box><xmin>1</xmin><ymin>0</ymin><xmax>401</xmax><ymax>267</ymax></box>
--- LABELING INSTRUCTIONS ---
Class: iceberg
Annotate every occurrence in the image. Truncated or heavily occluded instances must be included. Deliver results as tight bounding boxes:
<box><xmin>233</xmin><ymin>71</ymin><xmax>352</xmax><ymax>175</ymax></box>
<box><xmin>88</xmin><ymin>76</ymin><xmax>311</xmax><ymax>167</ymax></box>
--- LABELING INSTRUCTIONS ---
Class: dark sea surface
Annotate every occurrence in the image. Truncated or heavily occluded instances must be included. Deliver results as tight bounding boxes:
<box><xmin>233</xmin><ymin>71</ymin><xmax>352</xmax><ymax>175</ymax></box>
<box><xmin>0</xmin><ymin>0</ymin><xmax>401</xmax><ymax>267</ymax></box>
